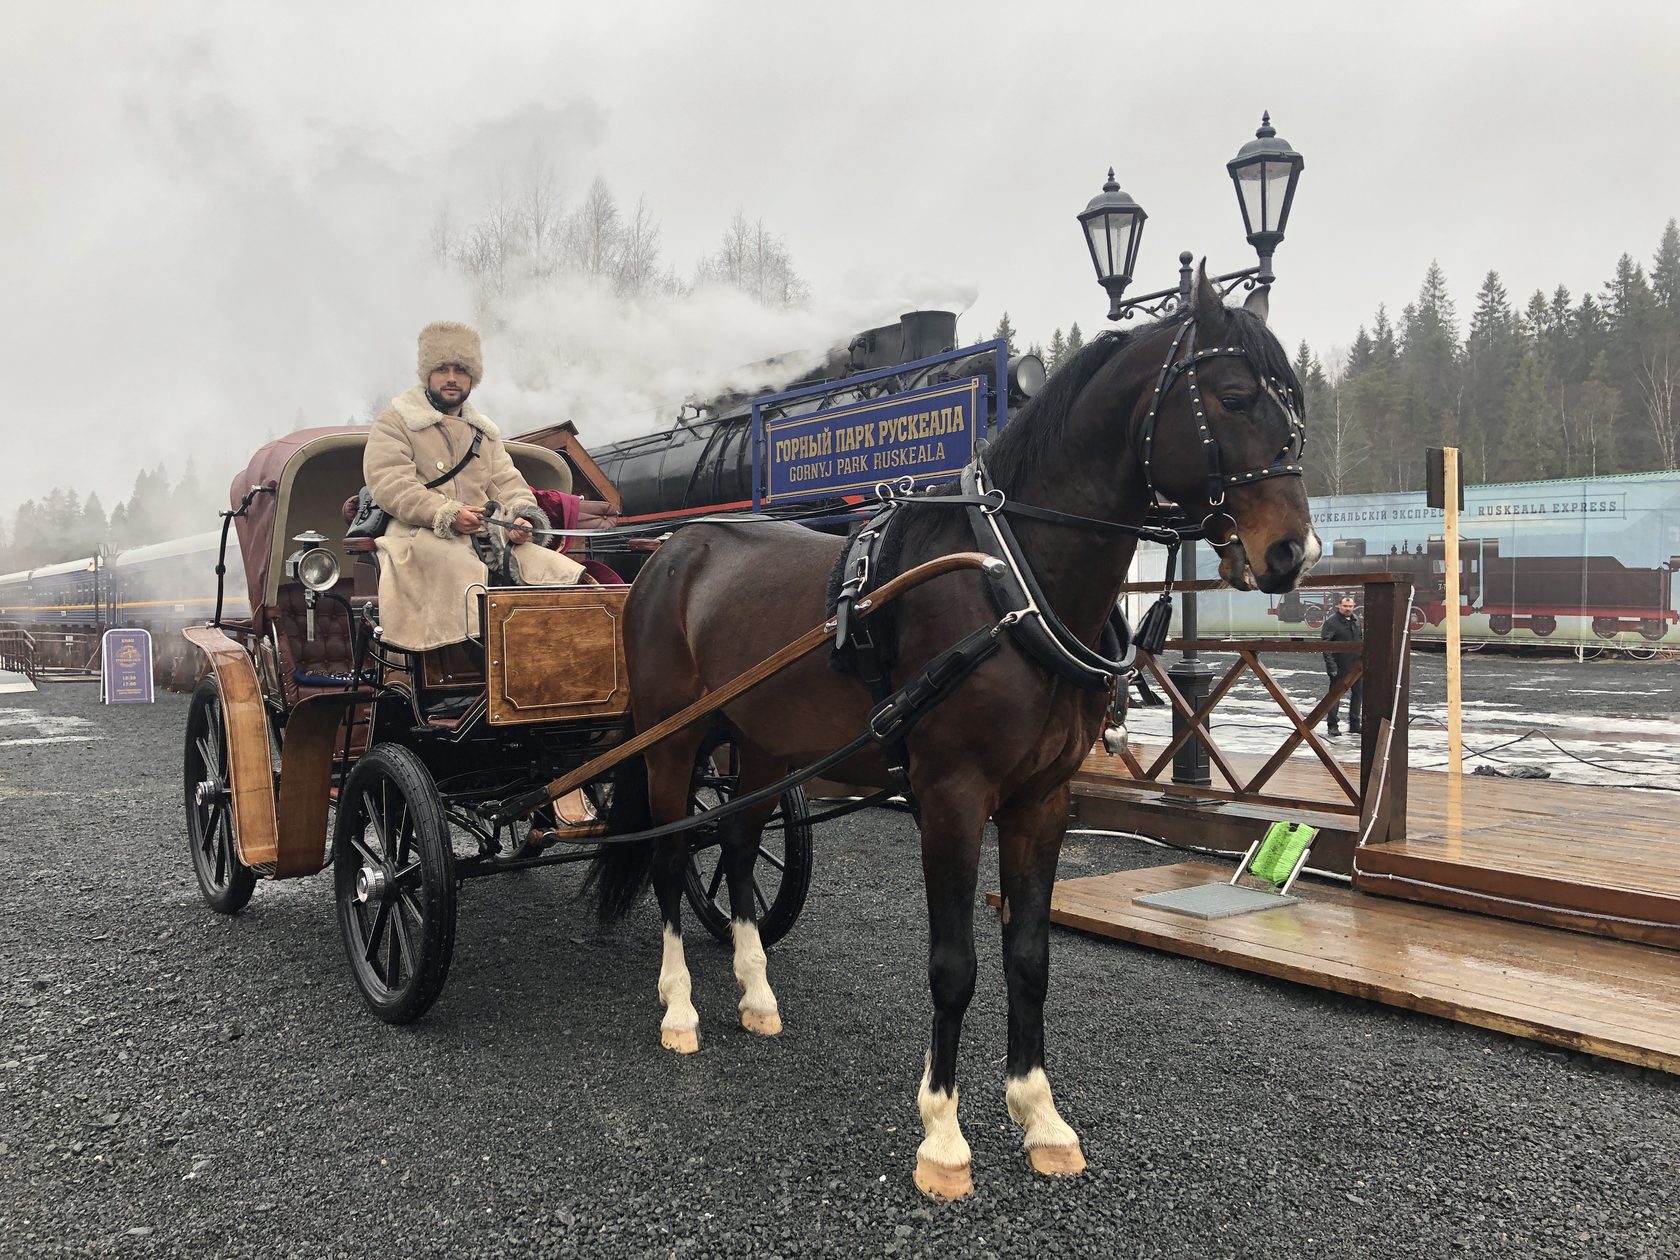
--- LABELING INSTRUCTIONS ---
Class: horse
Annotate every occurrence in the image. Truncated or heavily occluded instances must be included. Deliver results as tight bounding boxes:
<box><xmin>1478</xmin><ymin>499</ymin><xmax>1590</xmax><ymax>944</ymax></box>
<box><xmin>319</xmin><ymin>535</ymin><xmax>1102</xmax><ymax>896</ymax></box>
<box><xmin>588</xmin><ymin>264</ymin><xmax>1321</xmax><ymax>1199</ymax></box>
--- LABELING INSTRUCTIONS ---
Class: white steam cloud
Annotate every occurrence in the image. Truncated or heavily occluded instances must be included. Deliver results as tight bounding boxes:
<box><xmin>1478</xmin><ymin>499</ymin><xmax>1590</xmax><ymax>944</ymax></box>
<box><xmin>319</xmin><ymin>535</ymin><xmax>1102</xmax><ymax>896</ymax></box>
<box><xmin>1</xmin><ymin>12</ymin><xmax>980</xmax><ymax>540</ymax></box>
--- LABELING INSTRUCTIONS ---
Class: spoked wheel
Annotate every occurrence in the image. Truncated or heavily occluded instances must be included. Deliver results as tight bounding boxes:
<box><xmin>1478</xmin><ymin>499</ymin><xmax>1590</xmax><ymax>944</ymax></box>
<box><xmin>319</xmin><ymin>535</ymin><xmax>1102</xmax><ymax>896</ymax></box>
<box><xmin>333</xmin><ymin>744</ymin><xmax>457</xmax><ymax>1023</ymax></box>
<box><xmin>682</xmin><ymin>731</ymin><xmax>814</xmax><ymax>947</ymax></box>
<box><xmin>183</xmin><ymin>675</ymin><xmax>256</xmax><ymax>914</ymax></box>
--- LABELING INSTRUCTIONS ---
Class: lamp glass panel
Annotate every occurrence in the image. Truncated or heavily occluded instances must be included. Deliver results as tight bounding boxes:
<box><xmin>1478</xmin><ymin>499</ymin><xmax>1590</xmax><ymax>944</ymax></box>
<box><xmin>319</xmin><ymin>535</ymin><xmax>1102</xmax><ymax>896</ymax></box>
<box><xmin>1263</xmin><ymin>165</ymin><xmax>1294</xmax><ymax>233</ymax></box>
<box><xmin>1236</xmin><ymin>164</ymin><xmax>1266</xmax><ymax>236</ymax></box>
<box><xmin>1084</xmin><ymin>214</ymin><xmax>1115</xmax><ymax>277</ymax></box>
<box><xmin>1107</xmin><ymin>215</ymin><xmax>1135</xmax><ymax>282</ymax></box>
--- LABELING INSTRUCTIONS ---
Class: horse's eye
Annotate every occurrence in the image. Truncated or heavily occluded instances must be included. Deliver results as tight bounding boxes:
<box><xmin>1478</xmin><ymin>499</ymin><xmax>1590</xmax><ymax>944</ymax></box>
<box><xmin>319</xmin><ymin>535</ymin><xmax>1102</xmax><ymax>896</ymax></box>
<box><xmin>1220</xmin><ymin>395</ymin><xmax>1247</xmax><ymax>412</ymax></box>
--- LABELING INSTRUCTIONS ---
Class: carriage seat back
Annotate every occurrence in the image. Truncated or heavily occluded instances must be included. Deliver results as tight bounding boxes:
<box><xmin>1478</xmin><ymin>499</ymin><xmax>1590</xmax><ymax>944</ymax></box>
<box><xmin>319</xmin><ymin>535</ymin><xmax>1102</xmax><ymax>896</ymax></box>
<box><xmin>274</xmin><ymin>580</ymin><xmax>355</xmax><ymax>708</ymax></box>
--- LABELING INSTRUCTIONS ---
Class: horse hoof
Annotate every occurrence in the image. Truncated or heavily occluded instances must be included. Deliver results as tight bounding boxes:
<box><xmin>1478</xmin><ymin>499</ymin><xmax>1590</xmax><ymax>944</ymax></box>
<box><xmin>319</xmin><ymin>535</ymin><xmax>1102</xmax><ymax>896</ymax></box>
<box><xmin>740</xmin><ymin>1007</ymin><xmax>782</xmax><ymax>1037</ymax></box>
<box><xmin>914</xmin><ymin>1157</ymin><xmax>974</xmax><ymax>1200</ymax></box>
<box><xmin>1027</xmin><ymin>1143</ymin><xmax>1086</xmax><ymax>1177</ymax></box>
<box><xmin>660</xmin><ymin>1026</ymin><xmax>700</xmax><ymax>1054</ymax></box>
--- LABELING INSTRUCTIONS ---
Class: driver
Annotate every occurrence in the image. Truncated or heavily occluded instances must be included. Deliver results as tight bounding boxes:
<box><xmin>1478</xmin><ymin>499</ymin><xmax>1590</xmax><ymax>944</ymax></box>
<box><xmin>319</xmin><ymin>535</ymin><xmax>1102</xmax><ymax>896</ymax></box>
<box><xmin>364</xmin><ymin>321</ymin><xmax>585</xmax><ymax>651</ymax></box>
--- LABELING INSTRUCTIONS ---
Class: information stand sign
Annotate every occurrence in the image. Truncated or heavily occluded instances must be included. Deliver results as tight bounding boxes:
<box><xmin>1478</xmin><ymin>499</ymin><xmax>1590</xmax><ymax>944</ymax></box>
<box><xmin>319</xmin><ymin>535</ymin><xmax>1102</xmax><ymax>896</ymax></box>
<box><xmin>101</xmin><ymin>628</ymin><xmax>155</xmax><ymax>705</ymax></box>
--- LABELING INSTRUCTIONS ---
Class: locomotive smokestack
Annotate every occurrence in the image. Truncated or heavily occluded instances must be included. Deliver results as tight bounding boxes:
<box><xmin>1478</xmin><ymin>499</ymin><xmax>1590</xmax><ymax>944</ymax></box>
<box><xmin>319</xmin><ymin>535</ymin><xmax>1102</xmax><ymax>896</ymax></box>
<box><xmin>899</xmin><ymin>311</ymin><xmax>958</xmax><ymax>363</ymax></box>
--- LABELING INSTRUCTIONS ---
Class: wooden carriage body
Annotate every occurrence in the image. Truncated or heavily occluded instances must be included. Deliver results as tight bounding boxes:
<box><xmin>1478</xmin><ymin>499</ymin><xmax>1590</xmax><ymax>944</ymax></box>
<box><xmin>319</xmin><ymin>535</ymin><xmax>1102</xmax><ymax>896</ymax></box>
<box><xmin>184</xmin><ymin>426</ymin><xmax>630</xmax><ymax>878</ymax></box>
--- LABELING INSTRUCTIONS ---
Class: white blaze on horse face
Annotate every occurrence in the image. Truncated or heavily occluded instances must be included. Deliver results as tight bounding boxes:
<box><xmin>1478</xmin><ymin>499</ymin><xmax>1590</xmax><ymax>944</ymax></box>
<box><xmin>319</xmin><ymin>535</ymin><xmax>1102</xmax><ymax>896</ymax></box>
<box><xmin>731</xmin><ymin>919</ymin><xmax>781</xmax><ymax>1036</ymax></box>
<box><xmin>916</xmin><ymin>1061</ymin><xmax>971</xmax><ymax>1172</ymax></box>
<box><xmin>658</xmin><ymin>924</ymin><xmax>700</xmax><ymax>1050</ymax></box>
<box><xmin>1006</xmin><ymin>1068</ymin><xmax>1081</xmax><ymax>1152</ymax></box>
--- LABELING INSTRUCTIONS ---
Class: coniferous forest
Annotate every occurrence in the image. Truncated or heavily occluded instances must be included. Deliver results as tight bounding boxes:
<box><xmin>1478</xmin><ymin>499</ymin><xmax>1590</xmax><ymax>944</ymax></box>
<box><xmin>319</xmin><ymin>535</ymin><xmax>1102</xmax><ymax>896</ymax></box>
<box><xmin>1006</xmin><ymin>218</ymin><xmax>1680</xmax><ymax>498</ymax></box>
<box><xmin>8</xmin><ymin>218</ymin><xmax>1679</xmax><ymax>573</ymax></box>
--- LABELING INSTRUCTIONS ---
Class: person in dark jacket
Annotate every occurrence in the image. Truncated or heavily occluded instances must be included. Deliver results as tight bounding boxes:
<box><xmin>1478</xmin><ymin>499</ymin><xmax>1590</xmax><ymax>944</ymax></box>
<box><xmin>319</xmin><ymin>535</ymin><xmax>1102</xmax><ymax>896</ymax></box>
<box><xmin>1321</xmin><ymin>595</ymin><xmax>1362</xmax><ymax>735</ymax></box>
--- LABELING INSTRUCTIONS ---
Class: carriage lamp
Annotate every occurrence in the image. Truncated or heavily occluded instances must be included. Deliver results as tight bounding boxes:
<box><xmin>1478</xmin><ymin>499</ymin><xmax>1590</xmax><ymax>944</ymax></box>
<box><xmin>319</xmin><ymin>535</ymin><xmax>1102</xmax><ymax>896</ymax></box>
<box><xmin>285</xmin><ymin>531</ymin><xmax>340</xmax><ymax>643</ymax></box>
<box><xmin>1077</xmin><ymin>169</ymin><xmax>1148</xmax><ymax>321</ymax></box>
<box><xmin>1225</xmin><ymin>112</ymin><xmax>1304</xmax><ymax>287</ymax></box>
<box><xmin>293</xmin><ymin>548</ymin><xmax>340</xmax><ymax>593</ymax></box>
<box><xmin>1082</xmin><ymin>112</ymin><xmax>1305</xmax><ymax>320</ymax></box>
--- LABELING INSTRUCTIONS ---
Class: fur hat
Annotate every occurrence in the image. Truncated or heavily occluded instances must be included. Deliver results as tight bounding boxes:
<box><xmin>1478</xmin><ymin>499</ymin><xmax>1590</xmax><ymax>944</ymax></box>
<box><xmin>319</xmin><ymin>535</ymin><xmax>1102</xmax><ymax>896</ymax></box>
<box><xmin>417</xmin><ymin>321</ymin><xmax>483</xmax><ymax>385</ymax></box>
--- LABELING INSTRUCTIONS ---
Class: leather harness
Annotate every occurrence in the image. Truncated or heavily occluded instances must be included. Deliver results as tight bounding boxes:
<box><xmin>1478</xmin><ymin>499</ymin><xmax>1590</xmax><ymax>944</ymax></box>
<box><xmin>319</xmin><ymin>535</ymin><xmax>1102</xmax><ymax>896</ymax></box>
<box><xmin>828</xmin><ymin>314</ymin><xmax>1308</xmax><ymax>804</ymax></box>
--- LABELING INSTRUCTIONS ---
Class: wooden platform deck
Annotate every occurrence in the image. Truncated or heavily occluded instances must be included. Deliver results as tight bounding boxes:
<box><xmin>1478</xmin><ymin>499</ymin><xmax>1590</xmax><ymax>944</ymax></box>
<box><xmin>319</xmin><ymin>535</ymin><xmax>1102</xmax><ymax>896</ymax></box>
<box><xmin>1073</xmin><ymin>747</ymin><xmax>1680</xmax><ymax>949</ymax></box>
<box><xmin>1009</xmin><ymin>861</ymin><xmax>1680</xmax><ymax>1074</ymax></box>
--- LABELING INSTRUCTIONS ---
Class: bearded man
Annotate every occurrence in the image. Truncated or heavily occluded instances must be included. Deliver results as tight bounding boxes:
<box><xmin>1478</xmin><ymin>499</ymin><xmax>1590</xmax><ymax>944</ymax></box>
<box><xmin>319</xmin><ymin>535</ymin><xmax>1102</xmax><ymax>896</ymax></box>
<box><xmin>364</xmin><ymin>321</ymin><xmax>585</xmax><ymax>652</ymax></box>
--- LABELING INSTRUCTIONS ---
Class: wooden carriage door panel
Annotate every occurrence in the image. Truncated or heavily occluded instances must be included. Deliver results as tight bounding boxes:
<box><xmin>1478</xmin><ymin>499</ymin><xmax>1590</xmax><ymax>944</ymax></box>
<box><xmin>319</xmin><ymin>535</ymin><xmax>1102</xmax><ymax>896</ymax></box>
<box><xmin>485</xmin><ymin>589</ymin><xmax>630</xmax><ymax>725</ymax></box>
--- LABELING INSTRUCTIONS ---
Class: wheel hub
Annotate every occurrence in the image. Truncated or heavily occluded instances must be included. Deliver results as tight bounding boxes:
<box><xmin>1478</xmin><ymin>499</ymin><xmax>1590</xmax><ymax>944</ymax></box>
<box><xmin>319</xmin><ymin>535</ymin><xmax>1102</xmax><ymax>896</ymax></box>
<box><xmin>355</xmin><ymin>865</ymin><xmax>390</xmax><ymax>904</ymax></box>
<box><xmin>194</xmin><ymin>778</ymin><xmax>229</xmax><ymax>807</ymax></box>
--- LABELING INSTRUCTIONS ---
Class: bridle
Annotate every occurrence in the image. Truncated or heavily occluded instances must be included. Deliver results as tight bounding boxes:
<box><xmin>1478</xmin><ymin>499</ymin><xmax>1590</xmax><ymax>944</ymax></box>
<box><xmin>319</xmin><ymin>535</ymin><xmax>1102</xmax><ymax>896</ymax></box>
<box><xmin>1137</xmin><ymin>316</ymin><xmax>1306</xmax><ymax>510</ymax></box>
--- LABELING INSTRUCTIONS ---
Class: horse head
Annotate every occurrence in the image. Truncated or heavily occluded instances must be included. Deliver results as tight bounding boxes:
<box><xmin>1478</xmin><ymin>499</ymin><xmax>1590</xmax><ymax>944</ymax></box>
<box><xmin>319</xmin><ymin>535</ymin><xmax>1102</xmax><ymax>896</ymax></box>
<box><xmin>1137</xmin><ymin>261</ymin><xmax>1320</xmax><ymax>593</ymax></box>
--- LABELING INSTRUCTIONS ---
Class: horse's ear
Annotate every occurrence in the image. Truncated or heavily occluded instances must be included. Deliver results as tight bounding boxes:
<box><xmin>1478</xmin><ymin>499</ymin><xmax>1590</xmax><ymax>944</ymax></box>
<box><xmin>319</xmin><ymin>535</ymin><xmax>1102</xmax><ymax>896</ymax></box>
<box><xmin>1244</xmin><ymin>283</ymin><xmax>1270</xmax><ymax>324</ymax></box>
<box><xmin>1191</xmin><ymin>258</ymin><xmax>1223</xmax><ymax>324</ymax></box>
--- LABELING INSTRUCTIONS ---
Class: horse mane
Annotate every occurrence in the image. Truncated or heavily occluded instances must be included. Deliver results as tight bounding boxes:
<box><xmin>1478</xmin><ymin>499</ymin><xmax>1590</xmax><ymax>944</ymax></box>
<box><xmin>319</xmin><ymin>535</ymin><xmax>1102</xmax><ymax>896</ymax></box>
<box><xmin>982</xmin><ymin>302</ymin><xmax>1304</xmax><ymax>496</ymax></box>
<box><xmin>982</xmin><ymin>329</ymin><xmax>1132</xmax><ymax>494</ymax></box>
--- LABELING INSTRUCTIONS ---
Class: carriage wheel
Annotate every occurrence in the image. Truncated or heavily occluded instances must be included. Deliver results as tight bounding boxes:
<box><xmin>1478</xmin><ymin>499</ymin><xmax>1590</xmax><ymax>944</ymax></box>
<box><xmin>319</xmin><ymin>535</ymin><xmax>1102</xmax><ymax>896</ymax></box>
<box><xmin>682</xmin><ymin>732</ymin><xmax>814</xmax><ymax>948</ymax></box>
<box><xmin>183</xmin><ymin>675</ymin><xmax>257</xmax><ymax>914</ymax></box>
<box><xmin>333</xmin><ymin>744</ymin><xmax>457</xmax><ymax>1024</ymax></box>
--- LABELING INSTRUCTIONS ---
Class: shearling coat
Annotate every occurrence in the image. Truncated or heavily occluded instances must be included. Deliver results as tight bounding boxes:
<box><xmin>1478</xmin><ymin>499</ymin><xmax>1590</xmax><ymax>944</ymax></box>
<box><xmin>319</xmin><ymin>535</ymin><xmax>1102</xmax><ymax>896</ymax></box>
<box><xmin>365</xmin><ymin>385</ymin><xmax>584</xmax><ymax>651</ymax></box>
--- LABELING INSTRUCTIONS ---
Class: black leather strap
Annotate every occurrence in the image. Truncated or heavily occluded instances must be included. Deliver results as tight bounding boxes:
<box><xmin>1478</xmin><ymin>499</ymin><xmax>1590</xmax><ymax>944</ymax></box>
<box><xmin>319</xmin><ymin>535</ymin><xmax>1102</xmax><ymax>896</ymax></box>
<box><xmin>424</xmin><ymin>430</ymin><xmax>484</xmax><ymax>490</ymax></box>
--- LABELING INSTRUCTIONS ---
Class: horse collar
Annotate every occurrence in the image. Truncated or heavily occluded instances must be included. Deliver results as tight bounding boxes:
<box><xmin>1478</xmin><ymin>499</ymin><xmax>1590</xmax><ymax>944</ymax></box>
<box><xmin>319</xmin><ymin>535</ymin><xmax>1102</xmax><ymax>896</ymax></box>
<box><xmin>1137</xmin><ymin>316</ymin><xmax>1306</xmax><ymax>508</ymax></box>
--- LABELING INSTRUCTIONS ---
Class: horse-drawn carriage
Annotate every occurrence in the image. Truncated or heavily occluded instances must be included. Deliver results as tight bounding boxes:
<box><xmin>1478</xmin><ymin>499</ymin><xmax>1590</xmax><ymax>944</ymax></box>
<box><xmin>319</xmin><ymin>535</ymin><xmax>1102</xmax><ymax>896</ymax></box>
<box><xmin>182</xmin><ymin>272</ymin><xmax>1320</xmax><ymax>1198</ymax></box>
<box><xmin>181</xmin><ymin>425</ymin><xmax>814</xmax><ymax>1022</ymax></box>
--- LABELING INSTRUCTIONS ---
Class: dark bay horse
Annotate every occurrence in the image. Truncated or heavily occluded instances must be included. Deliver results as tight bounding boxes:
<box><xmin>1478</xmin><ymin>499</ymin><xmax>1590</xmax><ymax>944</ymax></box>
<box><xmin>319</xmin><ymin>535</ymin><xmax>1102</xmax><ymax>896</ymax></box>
<box><xmin>590</xmin><ymin>266</ymin><xmax>1321</xmax><ymax>1198</ymax></box>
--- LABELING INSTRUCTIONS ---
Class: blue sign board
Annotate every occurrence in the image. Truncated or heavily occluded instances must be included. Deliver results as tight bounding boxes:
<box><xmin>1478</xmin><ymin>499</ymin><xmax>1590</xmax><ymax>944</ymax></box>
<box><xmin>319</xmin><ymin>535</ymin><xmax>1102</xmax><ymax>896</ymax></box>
<box><xmin>761</xmin><ymin>377</ymin><xmax>985</xmax><ymax>505</ymax></box>
<box><xmin>101</xmin><ymin>628</ymin><xmax>154</xmax><ymax>705</ymax></box>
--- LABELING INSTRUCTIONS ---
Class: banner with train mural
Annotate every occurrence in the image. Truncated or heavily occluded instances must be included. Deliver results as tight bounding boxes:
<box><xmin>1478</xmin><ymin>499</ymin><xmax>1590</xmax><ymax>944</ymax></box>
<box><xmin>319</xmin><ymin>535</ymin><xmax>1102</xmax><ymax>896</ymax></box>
<box><xmin>1139</xmin><ymin>471</ymin><xmax>1680</xmax><ymax>650</ymax></box>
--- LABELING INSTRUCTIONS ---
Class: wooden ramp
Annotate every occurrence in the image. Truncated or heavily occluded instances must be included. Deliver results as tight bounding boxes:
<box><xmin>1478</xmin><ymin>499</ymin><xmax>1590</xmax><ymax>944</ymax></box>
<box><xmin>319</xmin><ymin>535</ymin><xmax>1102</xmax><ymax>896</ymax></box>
<box><xmin>1011</xmin><ymin>861</ymin><xmax>1680</xmax><ymax>1074</ymax></box>
<box><xmin>1074</xmin><ymin>749</ymin><xmax>1680</xmax><ymax>949</ymax></box>
<box><xmin>1352</xmin><ymin>773</ymin><xmax>1680</xmax><ymax>950</ymax></box>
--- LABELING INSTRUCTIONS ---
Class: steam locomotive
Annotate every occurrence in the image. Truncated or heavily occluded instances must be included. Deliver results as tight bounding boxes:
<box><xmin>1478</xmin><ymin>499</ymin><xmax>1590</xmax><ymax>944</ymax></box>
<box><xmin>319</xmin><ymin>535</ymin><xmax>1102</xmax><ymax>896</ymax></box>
<box><xmin>1272</xmin><ymin>535</ymin><xmax>1680</xmax><ymax>640</ymax></box>
<box><xmin>592</xmin><ymin>310</ymin><xmax>1046</xmax><ymax>525</ymax></box>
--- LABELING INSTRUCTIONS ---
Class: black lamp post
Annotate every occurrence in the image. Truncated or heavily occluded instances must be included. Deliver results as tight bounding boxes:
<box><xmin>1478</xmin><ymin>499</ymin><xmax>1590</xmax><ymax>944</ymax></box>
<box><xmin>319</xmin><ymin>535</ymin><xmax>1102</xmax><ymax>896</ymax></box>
<box><xmin>1079</xmin><ymin>114</ymin><xmax>1306</xmax><ymax>789</ymax></box>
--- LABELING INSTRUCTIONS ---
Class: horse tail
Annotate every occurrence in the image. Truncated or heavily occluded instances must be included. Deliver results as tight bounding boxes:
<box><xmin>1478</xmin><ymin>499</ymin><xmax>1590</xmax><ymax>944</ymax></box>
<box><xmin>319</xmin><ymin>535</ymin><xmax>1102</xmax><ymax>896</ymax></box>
<box><xmin>584</xmin><ymin>740</ymin><xmax>656</xmax><ymax>926</ymax></box>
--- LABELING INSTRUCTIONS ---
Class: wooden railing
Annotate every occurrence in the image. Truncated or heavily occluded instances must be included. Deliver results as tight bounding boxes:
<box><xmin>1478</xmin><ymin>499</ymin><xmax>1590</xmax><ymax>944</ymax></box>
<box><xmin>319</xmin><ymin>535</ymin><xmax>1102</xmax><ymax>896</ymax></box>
<box><xmin>1113</xmin><ymin>573</ymin><xmax>1413</xmax><ymax>845</ymax></box>
<box><xmin>0</xmin><ymin>626</ymin><xmax>39</xmax><ymax>683</ymax></box>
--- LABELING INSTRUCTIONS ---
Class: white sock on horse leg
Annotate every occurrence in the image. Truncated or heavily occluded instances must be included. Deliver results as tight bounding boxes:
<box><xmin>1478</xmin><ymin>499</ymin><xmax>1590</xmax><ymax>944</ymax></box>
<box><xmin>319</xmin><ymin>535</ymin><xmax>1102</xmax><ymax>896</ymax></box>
<box><xmin>916</xmin><ymin>1060</ymin><xmax>971</xmax><ymax>1171</ymax></box>
<box><xmin>730</xmin><ymin>919</ymin><xmax>781</xmax><ymax>1035</ymax></box>
<box><xmin>657</xmin><ymin>924</ymin><xmax>700</xmax><ymax>1050</ymax></box>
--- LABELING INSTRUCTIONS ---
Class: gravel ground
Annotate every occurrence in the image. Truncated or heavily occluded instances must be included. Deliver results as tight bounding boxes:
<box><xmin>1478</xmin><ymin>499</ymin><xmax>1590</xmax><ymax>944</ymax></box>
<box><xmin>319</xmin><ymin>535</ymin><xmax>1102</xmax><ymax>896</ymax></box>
<box><xmin>2</xmin><ymin>683</ymin><xmax>1678</xmax><ymax>1259</ymax></box>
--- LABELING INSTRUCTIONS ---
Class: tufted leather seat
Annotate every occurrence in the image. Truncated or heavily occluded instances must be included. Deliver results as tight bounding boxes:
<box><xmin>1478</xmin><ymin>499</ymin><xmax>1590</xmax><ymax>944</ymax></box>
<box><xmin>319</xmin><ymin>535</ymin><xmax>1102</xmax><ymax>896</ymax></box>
<box><xmin>273</xmin><ymin>581</ymin><xmax>355</xmax><ymax>708</ymax></box>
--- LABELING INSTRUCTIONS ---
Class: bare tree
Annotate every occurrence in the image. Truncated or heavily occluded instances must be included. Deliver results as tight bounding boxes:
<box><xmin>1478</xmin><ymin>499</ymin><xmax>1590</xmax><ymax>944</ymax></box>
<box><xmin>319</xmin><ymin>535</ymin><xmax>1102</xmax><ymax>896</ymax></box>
<box><xmin>697</xmin><ymin>211</ymin><xmax>808</xmax><ymax>307</ymax></box>
<box><xmin>613</xmin><ymin>195</ymin><xmax>663</xmax><ymax>298</ymax></box>
<box><xmin>565</xmin><ymin>177</ymin><xmax>621</xmax><ymax>282</ymax></box>
<box><xmin>1638</xmin><ymin>339</ymin><xmax>1680</xmax><ymax>469</ymax></box>
<box><xmin>1318</xmin><ymin>347</ymin><xmax>1368</xmax><ymax>494</ymax></box>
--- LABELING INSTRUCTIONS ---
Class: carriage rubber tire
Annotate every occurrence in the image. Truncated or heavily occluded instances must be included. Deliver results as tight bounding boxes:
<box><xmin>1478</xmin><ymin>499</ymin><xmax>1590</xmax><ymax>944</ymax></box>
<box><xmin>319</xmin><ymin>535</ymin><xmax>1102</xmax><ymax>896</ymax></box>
<box><xmin>183</xmin><ymin>675</ymin><xmax>257</xmax><ymax>915</ymax></box>
<box><xmin>333</xmin><ymin>744</ymin><xmax>457</xmax><ymax>1024</ymax></box>
<box><xmin>682</xmin><ymin>734</ymin><xmax>815</xmax><ymax>949</ymax></box>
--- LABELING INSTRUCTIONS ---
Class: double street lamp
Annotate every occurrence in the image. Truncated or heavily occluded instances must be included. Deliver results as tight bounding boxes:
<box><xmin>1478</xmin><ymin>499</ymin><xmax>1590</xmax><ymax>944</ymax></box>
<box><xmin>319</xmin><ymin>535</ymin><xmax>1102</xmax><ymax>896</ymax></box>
<box><xmin>1079</xmin><ymin>114</ymin><xmax>1306</xmax><ymax>787</ymax></box>
<box><xmin>1079</xmin><ymin>112</ymin><xmax>1305</xmax><ymax>321</ymax></box>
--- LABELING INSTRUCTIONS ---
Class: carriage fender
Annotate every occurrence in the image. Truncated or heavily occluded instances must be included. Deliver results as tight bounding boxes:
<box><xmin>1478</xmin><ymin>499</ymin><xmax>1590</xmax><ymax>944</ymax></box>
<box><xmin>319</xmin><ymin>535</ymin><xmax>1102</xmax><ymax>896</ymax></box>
<box><xmin>183</xmin><ymin>626</ymin><xmax>280</xmax><ymax>869</ymax></box>
<box><xmin>272</xmin><ymin>691</ymin><xmax>370</xmax><ymax>877</ymax></box>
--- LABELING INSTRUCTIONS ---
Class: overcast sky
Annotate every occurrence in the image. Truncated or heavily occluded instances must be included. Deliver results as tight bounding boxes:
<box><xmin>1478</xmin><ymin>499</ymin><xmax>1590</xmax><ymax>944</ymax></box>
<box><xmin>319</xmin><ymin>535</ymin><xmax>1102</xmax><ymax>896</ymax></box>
<box><xmin>6</xmin><ymin>0</ymin><xmax>1678</xmax><ymax>521</ymax></box>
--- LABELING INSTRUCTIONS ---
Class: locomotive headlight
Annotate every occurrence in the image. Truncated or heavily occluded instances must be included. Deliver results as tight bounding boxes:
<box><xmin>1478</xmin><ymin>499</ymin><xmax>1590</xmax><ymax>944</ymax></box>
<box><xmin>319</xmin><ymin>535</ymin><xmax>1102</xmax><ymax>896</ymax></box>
<box><xmin>286</xmin><ymin>546</ymin><xmax>340</xmax><ymax>592</ymax></box>
<box><xmin>1007</xmin><ymin>353</ymin><xmax>1046</xmax><ymax>403</ymax></box>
